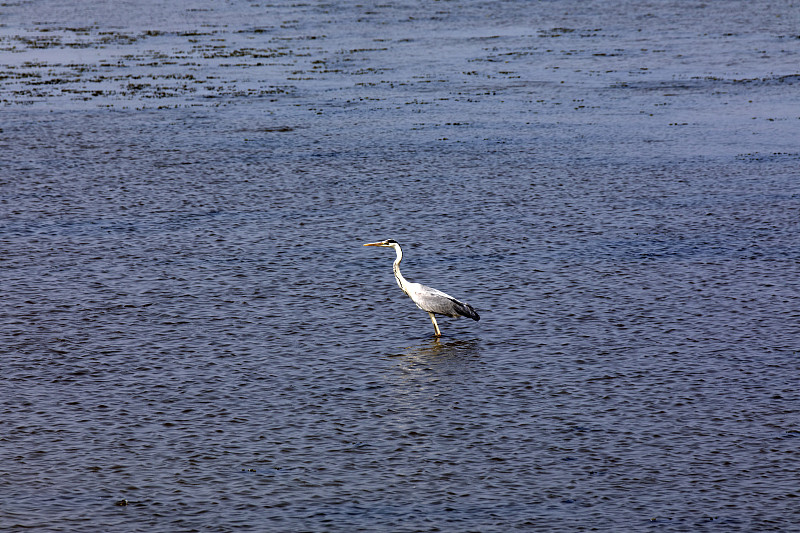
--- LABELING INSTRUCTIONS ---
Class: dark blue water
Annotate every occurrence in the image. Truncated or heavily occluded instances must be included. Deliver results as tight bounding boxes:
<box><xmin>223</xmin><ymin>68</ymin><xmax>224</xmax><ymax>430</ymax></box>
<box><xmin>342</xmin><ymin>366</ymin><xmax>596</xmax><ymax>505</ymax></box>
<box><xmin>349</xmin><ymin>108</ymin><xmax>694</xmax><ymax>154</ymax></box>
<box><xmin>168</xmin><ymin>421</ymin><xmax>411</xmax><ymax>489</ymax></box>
<box><xmin>2</xmin><ymin>1</ymin><xmax>799</xmax><ymax>531</ymax></box>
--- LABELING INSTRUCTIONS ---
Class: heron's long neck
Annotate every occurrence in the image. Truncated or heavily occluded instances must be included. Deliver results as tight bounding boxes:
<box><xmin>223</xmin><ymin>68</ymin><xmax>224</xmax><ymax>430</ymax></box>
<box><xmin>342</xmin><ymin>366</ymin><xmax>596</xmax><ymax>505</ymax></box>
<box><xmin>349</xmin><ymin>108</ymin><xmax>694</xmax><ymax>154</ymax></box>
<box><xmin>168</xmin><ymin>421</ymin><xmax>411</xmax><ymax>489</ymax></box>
<box><xmin>392</xmin><ymin>245</ymin><xmax>411</xmax><ymax>295</ymax></box>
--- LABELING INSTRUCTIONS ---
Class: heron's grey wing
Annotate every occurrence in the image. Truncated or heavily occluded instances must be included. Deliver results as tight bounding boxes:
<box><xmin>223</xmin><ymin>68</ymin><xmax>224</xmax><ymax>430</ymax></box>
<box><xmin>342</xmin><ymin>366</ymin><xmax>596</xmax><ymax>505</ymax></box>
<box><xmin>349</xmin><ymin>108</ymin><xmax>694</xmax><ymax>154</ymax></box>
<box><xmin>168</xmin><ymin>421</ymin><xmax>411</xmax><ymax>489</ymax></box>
<box><xmin>411</xmin><ymin>284</ymin><xmax>480</xmax><ymax>320</ymax></box>
<box><xmin>411</xmin><ymin>285</ymin><xmax>456</xmax><ymax>314</ymax></box>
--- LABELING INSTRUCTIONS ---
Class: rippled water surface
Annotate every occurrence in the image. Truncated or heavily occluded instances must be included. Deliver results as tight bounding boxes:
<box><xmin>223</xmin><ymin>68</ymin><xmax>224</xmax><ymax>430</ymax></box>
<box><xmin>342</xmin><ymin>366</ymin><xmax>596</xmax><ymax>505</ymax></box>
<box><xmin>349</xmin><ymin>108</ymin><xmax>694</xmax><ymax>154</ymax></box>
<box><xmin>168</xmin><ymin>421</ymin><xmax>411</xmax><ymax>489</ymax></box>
<box><xmin>2</xmin><ymin>1</ymin><xmax>800</xmax><ymax>531</ymax></box>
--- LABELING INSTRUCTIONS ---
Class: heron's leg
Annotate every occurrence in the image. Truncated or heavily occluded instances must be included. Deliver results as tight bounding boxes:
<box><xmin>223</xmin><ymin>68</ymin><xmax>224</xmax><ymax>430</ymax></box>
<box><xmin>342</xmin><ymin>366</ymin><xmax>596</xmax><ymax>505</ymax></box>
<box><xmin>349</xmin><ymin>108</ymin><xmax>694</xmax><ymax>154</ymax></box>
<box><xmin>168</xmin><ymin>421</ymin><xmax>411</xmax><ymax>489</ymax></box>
<box><xmin>428</xmin><ymin>312</ymin><xmax>442</xmax><ymax>337</ymax></box>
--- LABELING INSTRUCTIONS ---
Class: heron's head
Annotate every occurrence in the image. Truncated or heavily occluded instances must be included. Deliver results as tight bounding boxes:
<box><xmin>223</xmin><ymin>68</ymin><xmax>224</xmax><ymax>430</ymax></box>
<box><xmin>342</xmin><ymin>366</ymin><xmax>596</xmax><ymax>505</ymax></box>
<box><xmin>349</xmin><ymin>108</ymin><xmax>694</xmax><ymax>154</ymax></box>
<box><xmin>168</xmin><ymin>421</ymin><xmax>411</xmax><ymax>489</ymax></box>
<box><xmin>363</xmin><ymin>239</ymin><xmax>399</xmax><ymax>248</ymax></box>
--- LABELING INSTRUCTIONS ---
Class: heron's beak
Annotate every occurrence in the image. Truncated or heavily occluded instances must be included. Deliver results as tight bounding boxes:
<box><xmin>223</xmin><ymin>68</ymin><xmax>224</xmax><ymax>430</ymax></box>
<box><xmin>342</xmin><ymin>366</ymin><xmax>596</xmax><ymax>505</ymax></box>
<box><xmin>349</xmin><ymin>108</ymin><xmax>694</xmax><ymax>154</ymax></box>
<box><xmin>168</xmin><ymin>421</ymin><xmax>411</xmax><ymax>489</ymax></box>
<box><xmin>363</xmin><ymin>241</ymin><xmax>384</xmax><ymax>247</ymax></box>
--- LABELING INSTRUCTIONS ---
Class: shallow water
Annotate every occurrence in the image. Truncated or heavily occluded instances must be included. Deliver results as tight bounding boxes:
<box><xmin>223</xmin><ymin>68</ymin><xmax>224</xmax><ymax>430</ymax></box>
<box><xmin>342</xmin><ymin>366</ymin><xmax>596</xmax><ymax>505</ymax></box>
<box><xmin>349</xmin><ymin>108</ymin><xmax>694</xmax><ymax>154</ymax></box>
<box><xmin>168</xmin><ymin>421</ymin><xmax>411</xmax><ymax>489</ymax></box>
<box><xmin>2</xmin><ymin>1</ymin><xmax>800</xmax><ymax>531</ymax></box>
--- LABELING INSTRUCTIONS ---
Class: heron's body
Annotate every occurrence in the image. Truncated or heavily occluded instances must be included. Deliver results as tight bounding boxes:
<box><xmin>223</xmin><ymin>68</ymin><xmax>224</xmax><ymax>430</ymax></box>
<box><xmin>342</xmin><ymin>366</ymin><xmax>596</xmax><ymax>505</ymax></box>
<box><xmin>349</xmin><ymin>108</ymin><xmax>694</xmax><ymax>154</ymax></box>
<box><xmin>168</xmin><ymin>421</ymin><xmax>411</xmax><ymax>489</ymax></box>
<box><xmin>364</xmin><ymin>239</ymin><xmax>480</xmax><ymax>336</ymax></box>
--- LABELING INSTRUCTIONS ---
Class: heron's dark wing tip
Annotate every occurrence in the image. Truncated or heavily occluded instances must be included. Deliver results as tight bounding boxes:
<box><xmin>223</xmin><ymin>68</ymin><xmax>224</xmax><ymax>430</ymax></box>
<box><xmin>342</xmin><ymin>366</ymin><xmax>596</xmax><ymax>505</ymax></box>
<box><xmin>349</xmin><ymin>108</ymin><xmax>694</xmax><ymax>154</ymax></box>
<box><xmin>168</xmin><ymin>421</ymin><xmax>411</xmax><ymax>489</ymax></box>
<box><xmin>452</xmin><ymin>299</ymin><xmax>480</xmax><ymax>321</ymax></box>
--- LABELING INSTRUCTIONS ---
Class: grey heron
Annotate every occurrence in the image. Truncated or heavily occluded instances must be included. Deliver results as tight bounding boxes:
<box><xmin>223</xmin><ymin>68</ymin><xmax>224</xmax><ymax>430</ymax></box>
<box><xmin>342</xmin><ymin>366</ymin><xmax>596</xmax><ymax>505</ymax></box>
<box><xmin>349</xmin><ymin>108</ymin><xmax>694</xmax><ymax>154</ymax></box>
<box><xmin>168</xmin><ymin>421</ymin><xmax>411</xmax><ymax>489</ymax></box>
<box><xmin>363</xmin><ymin>239</ymin><xmax>480</xmax><ymax>336</ymax></box>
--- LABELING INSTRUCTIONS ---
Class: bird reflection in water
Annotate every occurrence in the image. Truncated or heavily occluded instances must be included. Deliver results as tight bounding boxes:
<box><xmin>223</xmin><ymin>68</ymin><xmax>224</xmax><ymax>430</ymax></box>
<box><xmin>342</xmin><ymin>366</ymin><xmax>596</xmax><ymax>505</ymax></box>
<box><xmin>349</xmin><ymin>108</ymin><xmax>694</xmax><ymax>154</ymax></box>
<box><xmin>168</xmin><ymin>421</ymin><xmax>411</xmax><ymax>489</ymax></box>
<box><xmin>389</xmin><ymin>338</ymin><xmax>481</xmax><ymax>360</ymax></box>
<box><xmin>387</xmin><ymin>338</ymin><xmax>482</xmax><ymax>397</ymax></box>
